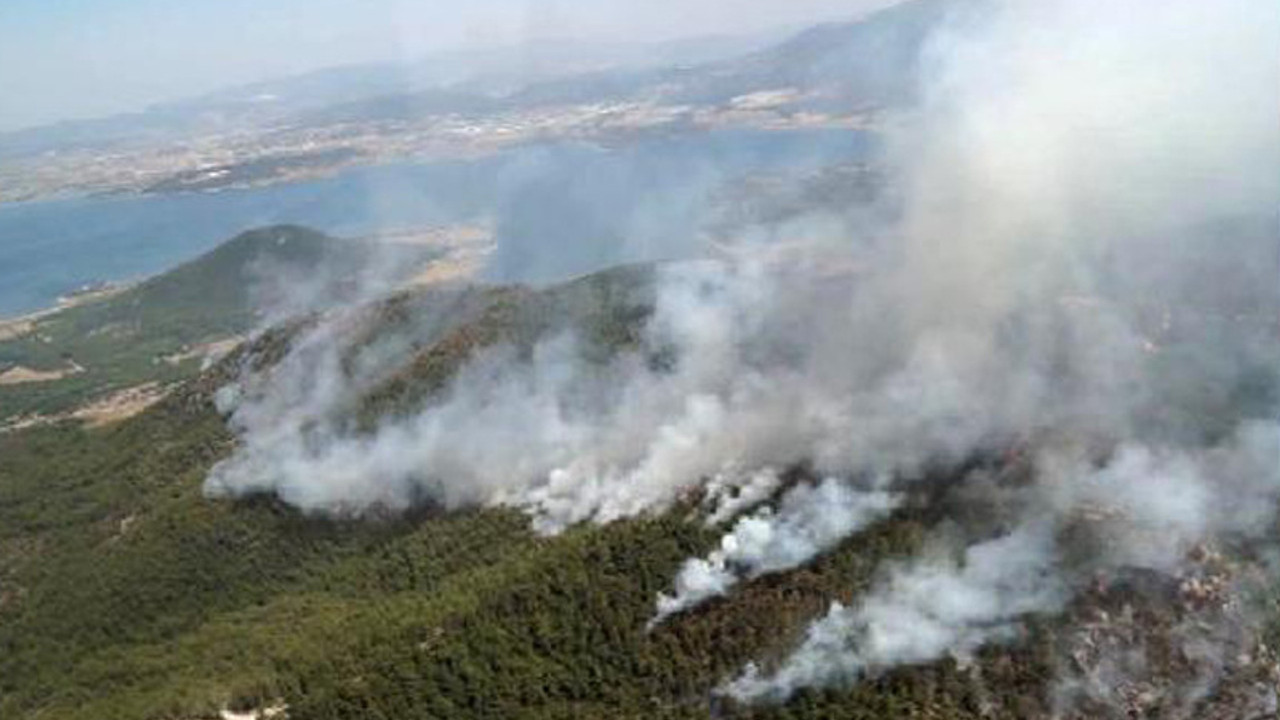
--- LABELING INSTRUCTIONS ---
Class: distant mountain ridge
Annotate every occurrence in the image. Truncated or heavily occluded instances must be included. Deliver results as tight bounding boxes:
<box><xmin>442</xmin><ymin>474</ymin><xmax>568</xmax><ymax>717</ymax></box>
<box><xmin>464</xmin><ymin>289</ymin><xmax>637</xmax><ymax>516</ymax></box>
<box><xmin>0</xmin><ymin>1</ymin><xmax>953</xmax><ymax>160</ymax></box>
<box><xmin>506</xmin><ymin>0</ymin><xmax>952</xmax><ymax>110</ymax></box>
<box><xmin>0</xmin><ymin>29</ymin><xmax>788</xmax><ymax>160</ymax></box>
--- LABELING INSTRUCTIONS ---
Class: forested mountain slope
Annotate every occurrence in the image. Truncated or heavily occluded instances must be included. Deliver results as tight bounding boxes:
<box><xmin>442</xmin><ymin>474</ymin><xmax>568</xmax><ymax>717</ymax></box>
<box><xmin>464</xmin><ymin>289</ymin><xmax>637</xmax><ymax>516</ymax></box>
<box><xmin>3</xmin><ymin>248</ymin><xmax>1275</xmax><ymax>720</ymax></box>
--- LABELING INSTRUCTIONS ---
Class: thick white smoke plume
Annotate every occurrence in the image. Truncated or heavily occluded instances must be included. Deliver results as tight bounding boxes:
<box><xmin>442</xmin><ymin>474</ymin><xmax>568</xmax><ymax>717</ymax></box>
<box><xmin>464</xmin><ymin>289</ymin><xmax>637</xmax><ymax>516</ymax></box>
<box><xmin>205</xmin><ymin>0</ymin><xmax>1280</xmax><ymax>706</ymax></box>
<box><xmin>651</xmin><ymin>478</ymin><xmax>900</xmax><ymax>627</ymax></box>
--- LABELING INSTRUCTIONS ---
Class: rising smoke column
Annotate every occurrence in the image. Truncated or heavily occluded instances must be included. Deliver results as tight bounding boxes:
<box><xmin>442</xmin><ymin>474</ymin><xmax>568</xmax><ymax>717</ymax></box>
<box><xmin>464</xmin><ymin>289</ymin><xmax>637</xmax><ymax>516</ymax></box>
<box><xmin>719</xmin><ymin>0</ymin><xmax>1280</xmax><ymax>701</ymax></box>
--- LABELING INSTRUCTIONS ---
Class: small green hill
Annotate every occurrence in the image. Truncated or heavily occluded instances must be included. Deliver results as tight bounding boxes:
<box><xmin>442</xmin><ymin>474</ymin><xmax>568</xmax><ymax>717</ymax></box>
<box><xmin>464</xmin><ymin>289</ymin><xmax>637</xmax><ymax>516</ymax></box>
<box><xmin>0</xmin><ymin>225</ymin><xmax>434</xmax><ymax>421</ymax></box>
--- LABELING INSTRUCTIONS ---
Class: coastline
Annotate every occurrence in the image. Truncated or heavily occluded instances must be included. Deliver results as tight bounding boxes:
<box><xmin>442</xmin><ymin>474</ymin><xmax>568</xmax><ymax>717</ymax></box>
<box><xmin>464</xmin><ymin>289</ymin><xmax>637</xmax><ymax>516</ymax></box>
<box><xmin>0</xmin><ymin>281</ymin><xmax>134</xmax><ymax>338</ymax></box>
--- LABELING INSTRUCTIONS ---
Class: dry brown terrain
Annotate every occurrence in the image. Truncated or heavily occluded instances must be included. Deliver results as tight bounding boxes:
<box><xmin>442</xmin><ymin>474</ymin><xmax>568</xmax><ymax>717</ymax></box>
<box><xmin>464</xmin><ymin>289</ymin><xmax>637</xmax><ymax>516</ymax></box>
<box><xmin>162</xmin><ymin>336</ymin><xmax>245</xmax><ymax>368</ymax></box>
<box><xmin>0</xmin><ymin>317</ymin><xmax>35</xmax><ymax>342</ymax></box>
<box><xmin>388</xmin><ymin>223</ymin><xmax>495</xmax><ymax>289</ymax></box>
<box><xmin>0</xmin><ymin>380</ymin><xmax>171</xmax><ymax>432</ymax></box>
<box><xmin>69</xmin><ymin>382</ymin><xmax>170</xmax><ymax>427</ymax></box>
<box><xmin>0</xmin><ymin>360</ymin><xmax>84</xmax><ymax>386</ymax></box>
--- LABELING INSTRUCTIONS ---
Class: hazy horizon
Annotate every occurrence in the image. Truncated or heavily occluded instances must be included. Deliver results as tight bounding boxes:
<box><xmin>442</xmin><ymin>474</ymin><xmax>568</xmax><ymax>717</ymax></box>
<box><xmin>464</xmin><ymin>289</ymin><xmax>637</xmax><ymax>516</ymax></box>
<box><xmin>0</xmin><ymin>0</ymin><xmax>901</xmax><ymax>133</ymax></box>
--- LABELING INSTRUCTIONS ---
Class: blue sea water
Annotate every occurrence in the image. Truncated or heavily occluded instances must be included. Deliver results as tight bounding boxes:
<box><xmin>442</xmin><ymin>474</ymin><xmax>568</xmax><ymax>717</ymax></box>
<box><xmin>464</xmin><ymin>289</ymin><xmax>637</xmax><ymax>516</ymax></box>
<box><xmin>0</xmin><ymin>128</ymin><xmax>871</xmax><ymax>317</ymax></box>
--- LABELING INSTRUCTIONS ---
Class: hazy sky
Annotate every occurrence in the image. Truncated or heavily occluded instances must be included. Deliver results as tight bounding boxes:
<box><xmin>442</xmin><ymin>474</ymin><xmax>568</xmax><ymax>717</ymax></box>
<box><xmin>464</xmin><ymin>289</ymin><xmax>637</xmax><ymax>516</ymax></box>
<box><xmin>0</xmin><ymin>0</ymin><xmax>899</xmax><ymax>132</ymax></box>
